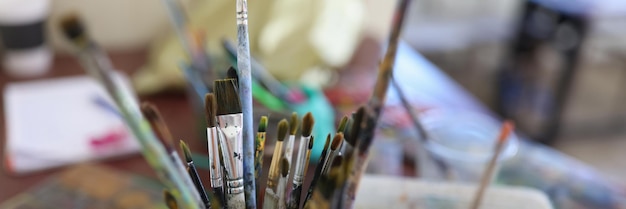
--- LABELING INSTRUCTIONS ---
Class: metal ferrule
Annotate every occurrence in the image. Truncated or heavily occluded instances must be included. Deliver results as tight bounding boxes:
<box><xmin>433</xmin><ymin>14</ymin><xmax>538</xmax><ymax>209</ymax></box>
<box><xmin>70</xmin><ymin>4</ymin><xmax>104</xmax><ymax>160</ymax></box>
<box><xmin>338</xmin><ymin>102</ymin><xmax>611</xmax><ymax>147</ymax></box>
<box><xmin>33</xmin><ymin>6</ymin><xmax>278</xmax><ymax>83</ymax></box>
<box><xmin>207</xmin><ymin>127</ymin><xmax>223</xmax><ymax>188</ymax></box>
<box><xmin>293</xmin><ymin>136</ymin><xmax>310</xmax><ymax>185</ymax></box>
<box><xmin>226</xmin><ymin>178</ymin><xmax>244</xmax><ymax>194</ymax></box>
<box><xmin>217</xmin><ymin>114</ymin><xmax>244</xmax><ymax>187</ymax></box>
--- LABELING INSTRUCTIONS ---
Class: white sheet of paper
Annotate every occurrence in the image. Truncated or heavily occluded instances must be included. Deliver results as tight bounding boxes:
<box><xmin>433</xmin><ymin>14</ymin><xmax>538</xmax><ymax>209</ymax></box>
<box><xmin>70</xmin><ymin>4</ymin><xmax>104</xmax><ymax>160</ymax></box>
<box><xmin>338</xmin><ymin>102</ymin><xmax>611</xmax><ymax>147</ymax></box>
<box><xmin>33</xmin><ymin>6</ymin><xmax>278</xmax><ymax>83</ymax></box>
<box><xmin>4</xmin><ymin>73</ymin><xmax>140</xmax><ymax>174</ymax></box>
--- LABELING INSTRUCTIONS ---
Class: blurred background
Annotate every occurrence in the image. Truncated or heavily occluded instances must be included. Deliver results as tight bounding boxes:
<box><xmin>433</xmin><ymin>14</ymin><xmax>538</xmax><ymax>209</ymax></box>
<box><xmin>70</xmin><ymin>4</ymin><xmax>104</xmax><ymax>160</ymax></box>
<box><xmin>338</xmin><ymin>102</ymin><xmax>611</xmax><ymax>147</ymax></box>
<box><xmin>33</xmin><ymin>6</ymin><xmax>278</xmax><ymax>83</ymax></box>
<box><xmin>2</xmin><ymin>0</ymin><xmax>626</xmax><ymax>208</ymax></box>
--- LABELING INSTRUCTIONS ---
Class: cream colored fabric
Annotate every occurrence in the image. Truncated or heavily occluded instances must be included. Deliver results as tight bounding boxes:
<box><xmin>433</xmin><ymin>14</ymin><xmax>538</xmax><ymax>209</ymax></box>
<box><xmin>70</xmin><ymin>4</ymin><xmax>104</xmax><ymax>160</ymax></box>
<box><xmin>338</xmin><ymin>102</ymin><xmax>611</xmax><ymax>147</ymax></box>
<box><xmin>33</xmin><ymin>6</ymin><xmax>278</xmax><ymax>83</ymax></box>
<box><xmin>135</xmin><ymin>0</ymin><xmax>365</xmax><ymax>94</ymax></box>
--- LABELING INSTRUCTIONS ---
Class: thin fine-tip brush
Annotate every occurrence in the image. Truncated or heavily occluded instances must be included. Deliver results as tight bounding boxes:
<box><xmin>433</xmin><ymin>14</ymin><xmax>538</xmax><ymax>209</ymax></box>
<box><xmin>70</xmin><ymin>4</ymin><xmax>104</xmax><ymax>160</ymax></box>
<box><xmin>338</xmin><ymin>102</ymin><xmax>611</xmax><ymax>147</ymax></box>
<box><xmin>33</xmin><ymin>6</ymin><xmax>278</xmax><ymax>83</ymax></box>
<box><xmin>204</xmin><ymin>93</ymin><xmax>226</xmax><ymax>205</ymax></box>
<box><xmin>304</xmin><ymin>134</ymin><xmax>331</xmax><ymax>204</ymax></box>
<box><xmin>288</xmin><ymin>137</ymin><xmax>314</xmax><ymax>209</ymax></box>
<box><xmin>181</xmin><ymin>140</ymin><xmax>211</xmax><ymax>208</ymax></box>
<box><xmin>469</xmin><ymin>121</ymin><xmax>515</xmax><ymax>209</ymax></box>
<box><xmin>345</xmin><ymin>0</ymin><xmax>412</xmax><ymax>207</ymax></box>
<box><xmin>59</xmin><ymin>15</ymin><xmax>199</xmax><ymax>209</ymax></box>
<box><xmin>141</xmin><ymin>103</ymin><xmax>204</xmax><ymax>206</ymax></box>
<box><xmin>323</xmin><ymin>133</ymin><xmax>344</xmax><ymax>175</ymax></box>
<box><xmin>277</xmin><ymin>157</ymin><xmax>290</xmax><ymax>209</ymax></box>
<box><xmin>214</xmin><ymin>79</ymin><xmax>246</xmax><ymax>208</ymax></box>
<box><xmin>264</xmin><ymin>119</ymin><xmax>289</xmax><ymax>209</ymax></box>
<box><xmin>255</xmin><ymin>116</ymin><xmax>268</xmax><ymax>195</ymax></box>
<box><xmin>304</xmin><ymin>155</ymin><xmax>350</xmax><ymax>209</ymax></box>
<box><xmin>288</xmin><ymin>113</ymin><xmax>314</xmax><ymax>209</ymax></box>
<box><xmin>390</xmin><ymin>76</ymin><xmax>450</xmax><ymax>178</ymax></box>
<box><xmin>234</xmin><ymin>0</ymin><xmax>256</xmax><ymax>205</ymax></box>
<box><xmin>283</xmin><ymin>113</ymin><xmax>299</xmax><ymax>183</ymax></box>
<box><xmin>164</xmin><ymin>190</ymin><xmax>179</xmax><ymax>209</ymax></box>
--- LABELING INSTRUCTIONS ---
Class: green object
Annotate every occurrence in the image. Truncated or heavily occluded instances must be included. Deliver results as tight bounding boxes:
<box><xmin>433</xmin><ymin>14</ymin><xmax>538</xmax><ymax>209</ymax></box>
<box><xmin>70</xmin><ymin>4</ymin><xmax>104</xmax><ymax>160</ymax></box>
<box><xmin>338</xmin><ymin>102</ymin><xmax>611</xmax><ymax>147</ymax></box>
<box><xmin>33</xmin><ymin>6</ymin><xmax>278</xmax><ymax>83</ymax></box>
<box><xmin>251</xmin><ymin>79</ymin><xmax>286</xmax><ymax>111</ymax></box>
<box><xmin>292</xmin><ymin>85</ymin><xmax>335</xmax><ymax>161</ymax></box>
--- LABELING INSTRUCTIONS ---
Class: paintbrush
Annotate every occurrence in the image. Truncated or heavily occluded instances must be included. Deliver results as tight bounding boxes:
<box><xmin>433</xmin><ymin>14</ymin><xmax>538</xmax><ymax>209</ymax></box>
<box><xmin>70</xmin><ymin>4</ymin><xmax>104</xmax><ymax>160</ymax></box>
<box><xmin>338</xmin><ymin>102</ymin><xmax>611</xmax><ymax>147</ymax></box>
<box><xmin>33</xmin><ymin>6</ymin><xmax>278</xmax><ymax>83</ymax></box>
<box><xmin>288</xmin><ymin>113</ymin><xmax>314</xmax><ymax>209</ymax></box>
<box><xmin>277</xmin><ymin>157</ymin><xmax>290</xmax><ymax>209</ymax></box>
<box><xmin>303</xmin><ymin>134</ymin><xmax>331</xmax><ymax>204</ymax></box>
<box><xmin>164</xmin><ymin>190</ymin><xmax>179</xmax><ymax>209</ymax></box>
<box><xmin>321</xmin><ymin>134</ymin><xmax>344</xmax><ymax>175</ymax></box>
<box><xmin>287</xmin><ymin>136</ymin><xmax>314</xmax><ymax>209</ymax></box>
<box><xmin>234</xmin><ymin>0</ymin><xmax>256</xmax><ymax>206</ymax></box>
<box><xmin>141</xmin><ymin>103</ymin><xmax>204</xmax><ymax>206</ymax></box>
<box><xmin>283</xmin><ymin>113</ymin><xmax>299</xmax><ymax>182</ymax></box>
<box><xmin>221</xmin><ymin>39</ymin><xmax>306</xmax><ymax>105</ymax></box>
<box><xmin>204</xmin><ymin>93</ymin><xmax>226</xmax><ymax>205</ymax></box>
<box><xmin>390</xmin><ymin>76</ymin><xmax>451</xmax><ymax>179</ymax></box>
<box><xmin>264</xmin><ymin>119</ymin><xmax>289</xmax><ymax>209</ymax></box>
<box><xmin>255</xmin><ymin>116</ymin><xmax>268</xmax><ymax>195</ymax></box>
<box><xmin>344</xmin><ymin>0</ymin><xmax>412</xmax><ymax>207</ymax></box>
<box><xmin>303</xmin><ymin>155</ymin><xmax>352</xmax><ymax>209</ymax></box>
<box><xmin>469</xmin><ymin>121</ymin><xmax>515</xmax><ymax>209</ymax></box>
<box><xmin>59</xmin><ymin>14</ymin><xmax>200</xmax><ymax>209</ymax></box>
<box><xmin>181</xmin><ymin>140</ymin><xmax>211</xmax><ymax>208</ymax></box>
<box><xmin>214</xmin><ymin>79</ymin><xmax>246</xmax><ymax>208</ymax></box>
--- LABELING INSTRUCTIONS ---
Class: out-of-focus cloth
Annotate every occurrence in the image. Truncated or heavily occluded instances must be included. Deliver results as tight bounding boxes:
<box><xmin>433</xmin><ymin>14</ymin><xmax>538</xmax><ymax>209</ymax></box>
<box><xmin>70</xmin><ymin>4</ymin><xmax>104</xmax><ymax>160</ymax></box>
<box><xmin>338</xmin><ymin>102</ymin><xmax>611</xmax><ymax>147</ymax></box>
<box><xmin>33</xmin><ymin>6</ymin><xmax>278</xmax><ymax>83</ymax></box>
<box><xmin>134</xmin><ymin>0</ymin><xmax>365</xmax><ymax>95</ymax></box>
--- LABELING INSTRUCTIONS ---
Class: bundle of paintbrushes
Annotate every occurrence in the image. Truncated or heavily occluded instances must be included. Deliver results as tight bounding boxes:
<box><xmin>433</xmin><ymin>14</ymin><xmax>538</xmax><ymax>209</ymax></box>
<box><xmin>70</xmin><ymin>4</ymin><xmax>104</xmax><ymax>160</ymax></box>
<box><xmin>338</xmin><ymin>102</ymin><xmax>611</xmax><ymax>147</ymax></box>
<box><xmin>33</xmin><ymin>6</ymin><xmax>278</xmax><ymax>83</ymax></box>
<box><xmin>57</xmin><ymin>0</ymin><xmax>423</xmax><ymax>208</ymax></box>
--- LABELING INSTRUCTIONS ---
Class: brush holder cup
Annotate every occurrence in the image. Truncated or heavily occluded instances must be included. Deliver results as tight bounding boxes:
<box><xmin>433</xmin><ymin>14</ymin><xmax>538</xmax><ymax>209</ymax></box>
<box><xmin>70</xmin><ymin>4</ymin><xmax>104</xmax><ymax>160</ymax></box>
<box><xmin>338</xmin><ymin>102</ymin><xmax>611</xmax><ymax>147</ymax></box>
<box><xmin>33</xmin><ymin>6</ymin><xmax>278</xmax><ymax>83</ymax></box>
<box><xmin>418</xmin><ymin>111</ymin><xmax>519</xmax><ymax>183</ymax></box>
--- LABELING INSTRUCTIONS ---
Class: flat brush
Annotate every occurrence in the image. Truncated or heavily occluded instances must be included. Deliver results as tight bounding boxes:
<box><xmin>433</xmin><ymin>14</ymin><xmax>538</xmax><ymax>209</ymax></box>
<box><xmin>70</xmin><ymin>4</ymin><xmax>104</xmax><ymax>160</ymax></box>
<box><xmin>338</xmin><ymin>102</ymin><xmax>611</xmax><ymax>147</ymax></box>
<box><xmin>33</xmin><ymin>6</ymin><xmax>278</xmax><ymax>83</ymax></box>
<box><xmin>141</xmin><ymin>103</ymin><xmax>204</xmax><ymax>206</ymax></box>
<box><xmin>60</xmin><ymin>15</ymin><xmax>199</xmax><ymax>209</ymax></box>
<box><xmin>288</xmin><ymin>113</ymin><xmax>315</xmax><ymax>209</ymax></box>
<box><xmin>164</xmin><ymin>190</ymin><xmax>179</xmax><ymax>209</ymax></box>
<box><xmin>288</xmin><ymin>137</ymin><xmax>314</xmax><ymax>209</ymax></box>
<box><xmin>204</xmin><ymin>93</ymin><xmax>226</xmax><ymax>205</ymax></box>
<box><xmin>303</xmin><ymin>134</ymin><xmax>331</xmax><ymax>204</ymax></box>
<box><xmin>214</xmin><ymin>79</ymin><xmax>245</xmax><ymax>208</ymax></box>
<box><xmin>345</xmin><ymin>0</ymin><xmax>412</xmax><ymax>207</ymax></box>
<box><xmin>234</xmin><ymin>0</ymin><xmax>257</xmax><ymax>206</ymax></box>
<box><xmin>469</xmin><ymin>121</ymin><xmax>515</xmax><ymax>209</ymax></box>
<box><xmin>181</xmin><ymin>140</ymin><xmax>211</xmax><ymax>208</ymax></box>
<box><xmin>277</xmin><ymin>157</ymin><xmax>290</xmax><ymax>209</ymax></box>
<box><xmin>264</xmin><ymin>120</ymin><xmax>289</xmax><ymax>209</ymax></box>
<box><xmin>255</xmin><ymin>116</ymin><xmax>268</xmax><ymax>195</ymax></box>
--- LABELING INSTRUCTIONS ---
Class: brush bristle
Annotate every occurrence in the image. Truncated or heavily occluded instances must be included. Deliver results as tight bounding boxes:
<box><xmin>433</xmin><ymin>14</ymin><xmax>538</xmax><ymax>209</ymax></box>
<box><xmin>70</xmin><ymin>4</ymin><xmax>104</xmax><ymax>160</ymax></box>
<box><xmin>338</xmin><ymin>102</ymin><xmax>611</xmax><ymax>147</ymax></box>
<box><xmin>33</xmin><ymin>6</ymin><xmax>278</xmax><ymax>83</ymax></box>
<box><xmin>301</xmin><ymin>112</ymin><xmax>314</xmax><ymax>137</ymax></box>
<box><xmin>308</xmin><ymin>136</ymin><xmax>315</xmax><ymax>150</ymax></box>
<box><xmin>227</xmin><ymin>66</ymin><xmax>238</xmax><ymax>81</ymax></box>
<box><xmin>141</xmin><ymin>102</ymin><xmax>160</xmax><ymax>121</ymax></box>
<box><xmin>179</xmin><ymin>140</ymin><xmax>193</xmax><ymax>162</ymax></box>
<box><xmin>330</xmin><ymin>133</ymin><xmax>344</xmax><ymax>151</ymax></box>
<box><xmin>289</xmin><ymin>112</ymin><xmax>299</xmax><ymax>135</ymax></box>
<box><xmin>280</xmin><ymin>157</ymin><xmax>290</xmax><ymax>177</ymax></box>
<box><xmin>277</xmin><ymin>119</ymin><xmax>289</xmax><ymax>142</ymax></box>
<box><xmin>214</xmin><ymin>79</ymin><xmax>242</xmax><ymax>115</ymax></box>
<box><xmin>59</xmin><ymin>14</ymin><xmax>86</xmax><ymax>43</ymax></box>
<box><xmin>337</xmin><ymin>116</ymin><xmax>349</xmax><ymax>133</ymax></box>
<box><xmin>141</xmin><ymin>102</ymin><xmax>173</xmax><ymax>150</ymax></box>
<box><xmin>204</xmin><ymin>93</ymin><xmax>217</xmax><ymax>127</ymax></box>
<box><xmin>258</xmin><ymin>116</ymin><xmax>268</xmax><ymax>132</ymax></box>
<box><xmin>347</xmin><ymin>107</ymin><xmax>365</xmax><ymax>146</ymax></box>
<box><xmin>163</xmin><ymin>190</ymin><xmax>179</xmax><ymax>209</ymax></box>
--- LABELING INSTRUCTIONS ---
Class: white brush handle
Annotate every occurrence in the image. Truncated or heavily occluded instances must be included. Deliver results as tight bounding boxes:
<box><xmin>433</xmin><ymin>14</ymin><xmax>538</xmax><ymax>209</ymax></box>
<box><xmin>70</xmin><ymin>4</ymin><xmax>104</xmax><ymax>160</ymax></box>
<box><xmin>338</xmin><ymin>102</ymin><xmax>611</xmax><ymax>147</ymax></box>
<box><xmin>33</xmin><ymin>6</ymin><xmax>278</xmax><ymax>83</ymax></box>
<box><xmin>226</xmin><ymin>192</ymin><xmax>246</xmax><ymax>209</ymax></box>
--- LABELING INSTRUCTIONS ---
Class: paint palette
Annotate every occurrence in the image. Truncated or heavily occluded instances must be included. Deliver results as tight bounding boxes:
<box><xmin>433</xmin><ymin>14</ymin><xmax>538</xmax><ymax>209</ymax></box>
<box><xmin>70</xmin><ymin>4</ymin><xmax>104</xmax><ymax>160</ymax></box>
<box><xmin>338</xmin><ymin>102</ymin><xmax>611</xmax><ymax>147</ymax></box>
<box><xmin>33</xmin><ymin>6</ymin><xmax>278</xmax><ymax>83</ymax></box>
<box><xmin>0</xmin><ymin>164</ymin><xmax>166</xmax><ymax>209</ymax></box>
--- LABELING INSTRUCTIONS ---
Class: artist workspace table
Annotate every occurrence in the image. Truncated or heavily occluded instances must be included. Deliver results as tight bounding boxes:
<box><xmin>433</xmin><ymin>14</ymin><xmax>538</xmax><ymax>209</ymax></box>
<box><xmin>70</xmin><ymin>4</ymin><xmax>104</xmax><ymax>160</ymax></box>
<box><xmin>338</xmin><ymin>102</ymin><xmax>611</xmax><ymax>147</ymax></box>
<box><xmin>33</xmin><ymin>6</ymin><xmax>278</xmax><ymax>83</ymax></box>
<box><xmin>0</xmin><ymin>40</ymin><xmax>625</xmax><ymax>209</ymax></box>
